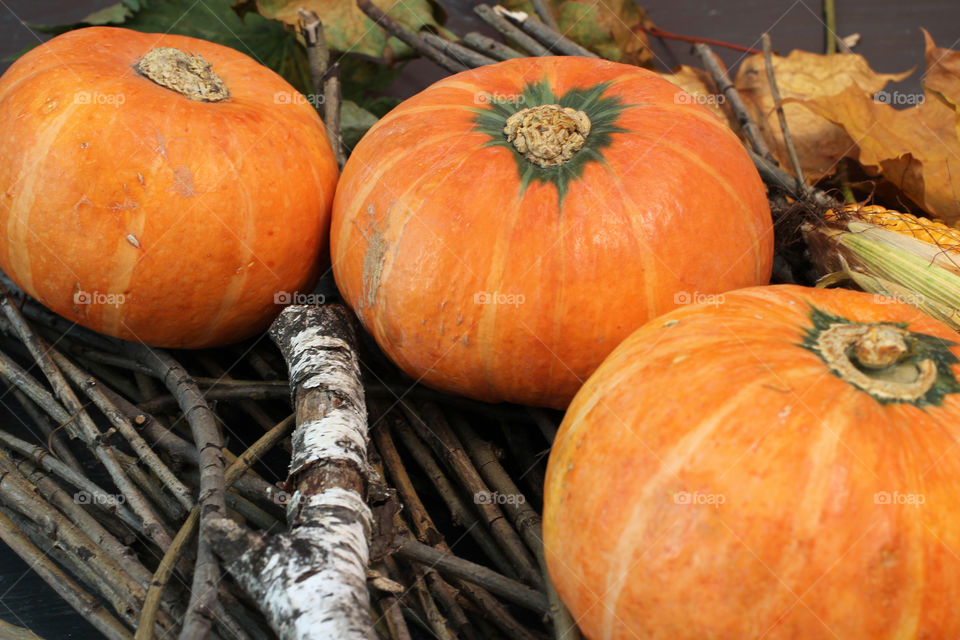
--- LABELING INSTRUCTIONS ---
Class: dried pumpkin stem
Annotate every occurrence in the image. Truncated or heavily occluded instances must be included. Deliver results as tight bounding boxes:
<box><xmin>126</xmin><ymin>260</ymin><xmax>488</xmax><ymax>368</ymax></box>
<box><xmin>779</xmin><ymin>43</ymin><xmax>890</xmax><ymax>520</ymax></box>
<box><xmin>505</xmin><ymin>104</ymin><xmax>591</xmax><ymax>168</ymax></box>
<box><xmin>817</xmin><ymin>323</ymin><xmax>937</xmax><ymax>401</ymax></box>
<box><xmin>136</xmin><ymin>47</ymin><xmax>229</xmax><ymax>102</ymax></box>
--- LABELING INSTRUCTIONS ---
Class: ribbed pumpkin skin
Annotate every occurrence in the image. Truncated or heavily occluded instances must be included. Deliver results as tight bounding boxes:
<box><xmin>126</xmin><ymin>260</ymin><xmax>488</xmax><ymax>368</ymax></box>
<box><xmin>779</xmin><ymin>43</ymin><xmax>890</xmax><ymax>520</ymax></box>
<box><xmin>544</xmin><ymin>284</ymin><xmax>960</xmax><ymax>639</ymax></box>
<box><xmin>0</xmin><ymin>27</ymin><xmax>338</xmax><ymax>348</ymax></box>
<box><xmin>331</xmin><ymin>57</ymin><xmax>772</xmax><ymax>409</ymax></box>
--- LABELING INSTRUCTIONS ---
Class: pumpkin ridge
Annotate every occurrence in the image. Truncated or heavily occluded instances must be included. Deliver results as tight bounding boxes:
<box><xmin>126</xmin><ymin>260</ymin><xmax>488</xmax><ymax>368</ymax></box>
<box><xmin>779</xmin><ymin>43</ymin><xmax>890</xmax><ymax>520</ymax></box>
<box><xmin>600</xmin><ymin>381</ymin><xmax>769</xmax><ymax>638</ymax></box>
<box><xmin>333</xmin><ymin>128</ymin><xmax>479</xmax><ymax>284</ymax></box>
<box><xmin>361</xmin><ymin>141</ymin><xmax>492</xmax><ymax>333</ymax></box>
<box><xmin>613</xmin><ymin>127</ymin><xmax>763</xmax><ymax>244</ymax></box>
<box><xmin>9</xmin><ymin>100</ymin><xmax>85</xmax><ymax>295</ymax></box>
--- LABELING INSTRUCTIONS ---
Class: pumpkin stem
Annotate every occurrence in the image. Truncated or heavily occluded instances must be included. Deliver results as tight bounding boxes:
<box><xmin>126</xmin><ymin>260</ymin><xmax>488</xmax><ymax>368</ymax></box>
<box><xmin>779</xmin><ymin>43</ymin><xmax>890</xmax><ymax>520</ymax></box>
<box><xmin>504</xmin><ymin>104</ymin><xmax>590</xmax><ymax>168</ymax></box>
<box><xmin>135</xmin><ymin>48</ymin><xmax>229</xmax><ymax>102</ymax></box>
<box><xmin>817</xmin><ymin>323</ymin><xmax>937</xmax><ymax>402</ymax></box>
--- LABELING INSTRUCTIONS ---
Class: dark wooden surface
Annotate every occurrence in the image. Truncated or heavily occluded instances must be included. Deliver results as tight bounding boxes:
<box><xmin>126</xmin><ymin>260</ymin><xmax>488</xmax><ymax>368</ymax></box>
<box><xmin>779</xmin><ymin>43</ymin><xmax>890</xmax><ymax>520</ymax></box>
<box><xmin>0</xmin><ymin>1</ymin><xmax>956</xmax><ymax>638</ymax></box>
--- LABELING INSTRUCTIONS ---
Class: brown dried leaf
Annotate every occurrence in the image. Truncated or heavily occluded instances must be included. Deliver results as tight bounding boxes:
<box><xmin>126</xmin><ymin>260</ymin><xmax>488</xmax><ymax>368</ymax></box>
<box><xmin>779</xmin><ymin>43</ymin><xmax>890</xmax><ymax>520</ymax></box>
<box><xmin>735</xmin><ymin>49</ymin><xmax>910</xmax><ymax>181</ymax></box>
<box><xmin>800</xmin><ymin>31</ymin><xmax>960</xmax><ymax>224</ymax></box>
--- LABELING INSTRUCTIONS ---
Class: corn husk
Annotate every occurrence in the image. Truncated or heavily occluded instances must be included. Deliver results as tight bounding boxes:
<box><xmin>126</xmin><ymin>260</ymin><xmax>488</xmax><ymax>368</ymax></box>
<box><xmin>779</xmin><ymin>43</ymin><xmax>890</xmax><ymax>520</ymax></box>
<box><xmin>803</xmin><ymin>218</ymin><xmax>960</xmax><ymax>331</ymax></box>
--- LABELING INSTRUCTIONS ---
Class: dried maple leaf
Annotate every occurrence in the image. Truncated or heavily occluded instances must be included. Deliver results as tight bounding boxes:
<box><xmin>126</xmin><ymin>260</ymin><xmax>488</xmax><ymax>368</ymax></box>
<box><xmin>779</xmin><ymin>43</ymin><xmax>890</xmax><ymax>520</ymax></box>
<box><xmin>800</xmin><ymin>31</ymin><xmax>960</xmax><ymax>224</ymax></box>
<box><xmin>735</xmin><ymin>49</ymin><xmax>910</xmax><ymax>181</ymax></box>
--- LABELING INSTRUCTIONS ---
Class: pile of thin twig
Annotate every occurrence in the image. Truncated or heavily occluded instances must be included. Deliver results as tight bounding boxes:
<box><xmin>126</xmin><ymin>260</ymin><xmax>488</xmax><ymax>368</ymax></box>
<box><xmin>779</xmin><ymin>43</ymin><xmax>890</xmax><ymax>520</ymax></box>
<box><xmin>0</xmin><ymin>4</ymin><xmax>844</xmax><ymax>639</ymax></box>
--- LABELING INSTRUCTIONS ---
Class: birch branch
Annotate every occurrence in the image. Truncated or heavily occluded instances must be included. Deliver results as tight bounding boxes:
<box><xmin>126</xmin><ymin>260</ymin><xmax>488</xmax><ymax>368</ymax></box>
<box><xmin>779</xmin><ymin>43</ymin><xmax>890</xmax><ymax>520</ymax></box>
<box><xmin>208</xmin><ymin>305</ymin><xmax>375</xmax><ymax>640</ymax></box>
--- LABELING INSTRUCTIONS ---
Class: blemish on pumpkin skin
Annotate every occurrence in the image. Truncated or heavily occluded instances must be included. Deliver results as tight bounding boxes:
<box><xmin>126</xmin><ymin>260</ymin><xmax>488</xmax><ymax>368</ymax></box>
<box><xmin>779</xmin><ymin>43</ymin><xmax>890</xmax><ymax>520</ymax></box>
<box><xmin>358</xmin><ymin>206</ymin><xmax>387</xmax><ymax>318</ymax></box>
<box><xmin>172</xmin><ymin>165</ymin><xmax>196</xmax><ymax>198</ymax></box>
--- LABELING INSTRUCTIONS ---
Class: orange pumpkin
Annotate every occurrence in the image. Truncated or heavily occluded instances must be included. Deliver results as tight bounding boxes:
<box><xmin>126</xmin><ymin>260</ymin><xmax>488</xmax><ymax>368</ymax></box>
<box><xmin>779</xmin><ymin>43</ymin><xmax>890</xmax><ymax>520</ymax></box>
<box><xmin>0</xmin><ymin>27</ymin><xmax>338</xmax><ymax>348</ymax></box>
<box><xmin>331</xmin><ymin>56</ymin><xmax>772</xmax><ymax>408</ymax></box>
<box><xmin>544</xmin><ymin>284</ymin><xmax>960</xmax><ymax>639</ymax></box>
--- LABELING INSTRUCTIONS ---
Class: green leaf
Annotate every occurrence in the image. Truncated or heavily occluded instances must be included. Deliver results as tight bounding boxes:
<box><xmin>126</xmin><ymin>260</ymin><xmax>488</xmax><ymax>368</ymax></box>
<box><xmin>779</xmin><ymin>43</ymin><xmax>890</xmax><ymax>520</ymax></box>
<box><xmin>340</xmin><ymin>100</ymin><xmax>380</xmax><ymax>152</ymax></box>
<box><xmin>29</xmin><ymin>0</ymin><xmax>312</xmax><ymax>93</ymax></box>
<box><xmin>249</xmin><ymin>0</ymin><xmax>445</xmax><ymax>60</ymax></box>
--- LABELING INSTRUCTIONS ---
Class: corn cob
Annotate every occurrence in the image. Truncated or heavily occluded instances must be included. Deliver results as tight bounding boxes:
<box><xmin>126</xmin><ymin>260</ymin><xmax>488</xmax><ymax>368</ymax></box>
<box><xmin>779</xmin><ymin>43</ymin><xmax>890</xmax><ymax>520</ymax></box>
<box><xmin>804</xmin><ymin>203</ymin><xmax>960</xmax><ymax>331</ymax></box>
<box><xmin>825</xmin><ymin>204</ymin><xmax>960</xmax><ymax>253</ymax></box>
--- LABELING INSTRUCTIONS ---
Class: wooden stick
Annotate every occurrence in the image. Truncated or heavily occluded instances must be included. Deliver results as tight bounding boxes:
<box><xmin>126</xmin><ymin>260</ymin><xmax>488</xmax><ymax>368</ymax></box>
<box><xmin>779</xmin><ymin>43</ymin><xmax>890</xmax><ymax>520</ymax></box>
<box><xmin>10</xmin><ymin>387</ymin><xmax>82</xmax><ymax>471</ymax></box>
<box><xmin>529</xmin><ymin>0</ymin><xmax>558</xmax><ymax>30</ymax></box>
<box><xmin>474</xmin><ymin>4</ymin><xmax>550</xmax><ymax>56</ymax></box>
<box><xmin>450</xmin><ymin>414</ymin><xmax>579</xmax><ymax>639</ymax></box>
<box><xmin>395</xmin><ymin>538</ymin><xmax>549</xmax><ymax>614</ymax></box>
<box><xmin>496</xmin><ymin>6</ymin><xmax>596</xmax><ymax>57</ymax></box>
<box><xmin>0</xmin><ymin>429</ymin><xmax>140</xmax><ymax>530</ymax></box>
<box><xmin>693</xmin><ymin>43</ymin><xmax>775</xmax><ymax>162</ymax></box>
<box><xmin>761</xmin><ymin>33</ymin><xmax>810</xmax><ymax>194</ymax></box>
<box><xmin>460</xmin><ymin>32</ymin><xmax>524</xmax><ymax>60</ymax></box>
<box><xmin>357</xmin><ymin>0</ymin><xmax>467</xmax><ymax>73</ymax></box>
<box><xmin>52</xmin><ymin>349</ymin><xmax>194</xmax><ymax>513</ymax></box>
<box><xmin>401</xmin><ymin>401</ymin><xmax>543</xmax><ymax>589</ymax></box>
<box><xmin>421</xmin><ymin>32</ymin><xmax>497</xmax><ymax>68</ymax></box>
<box><xmin>0</xmin><ymin>303</ymin><xmax>170</xmax><ymax>549</ymax></box>
<box><xmin>208</xmin><ymin>305</ymin><xmax>375</xmax><ymax>640</ymax></box>
<box><xmin>391</xmin><ymin>416</ymin><xmax>518</xmax><ymax>580</ymax></box>
<box><xmin>299</xmin><ymin>10</ymin><xmax>346</xmax><ymax>167</ymax></box>
<box><xmin>372</xmin><ymin>414</ymin><xmax>537</xmax><ymax>640</ymax></box>
<box><xmin>123</xmin><ymin>345</ymin><xmax>226</xmax><ymax>640</ymax></box>
<box><xmin>135</xmin><ymin>414</ymin><xmax>295</xmax><ymax>639</ymax></box>
<box><xmin>0</xmin><ymin>507</ymin><xmax>133</xmax><ymax>640</ymax></box>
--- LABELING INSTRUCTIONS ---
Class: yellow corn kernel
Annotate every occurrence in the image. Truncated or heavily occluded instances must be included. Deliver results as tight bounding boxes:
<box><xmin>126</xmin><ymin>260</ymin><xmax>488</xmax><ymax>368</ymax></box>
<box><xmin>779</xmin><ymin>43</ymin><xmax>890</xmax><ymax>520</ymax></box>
<box><xmin>825</xmin><ymin>204</ymin><xmax>960</xmax><ymax>253</ymax></box>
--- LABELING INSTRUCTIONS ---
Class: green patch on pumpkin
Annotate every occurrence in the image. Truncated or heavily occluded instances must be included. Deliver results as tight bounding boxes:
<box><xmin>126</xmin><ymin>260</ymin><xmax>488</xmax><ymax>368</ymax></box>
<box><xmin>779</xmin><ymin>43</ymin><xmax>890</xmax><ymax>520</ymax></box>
<box><xmin>472</xmin><ymin>78</ymin><xmax>631</xmax><ymax>206</ymax></box>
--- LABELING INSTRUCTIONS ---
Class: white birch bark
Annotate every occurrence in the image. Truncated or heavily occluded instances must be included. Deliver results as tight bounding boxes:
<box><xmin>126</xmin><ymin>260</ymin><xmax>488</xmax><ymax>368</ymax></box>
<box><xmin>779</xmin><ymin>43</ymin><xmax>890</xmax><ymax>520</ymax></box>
<box><xmin>208</xmin><ymin>305</ymin><xmax>375</xmax><ymax>640</ymax></box>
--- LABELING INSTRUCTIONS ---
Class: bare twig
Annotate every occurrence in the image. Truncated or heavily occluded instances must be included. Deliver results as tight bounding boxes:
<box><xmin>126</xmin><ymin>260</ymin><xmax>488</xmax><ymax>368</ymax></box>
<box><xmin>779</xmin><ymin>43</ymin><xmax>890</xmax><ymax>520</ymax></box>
<box><xmin>372</xmin><ymin>413</ymin><xmax>536</xmax><ymax>639</ymax></box>
<box><xmin>298</xmin><ymin>10</ymin><xmax>346</xmax><ymax>166</ymax></box>
<box><xmin>123</xmin><ymin>344</ymin><xmax>226</xmax><ymax>640</ymax></box>
<box><xmin>395</xmin><ymin>538</ymin><xmax>549</xmax><ymax>614</ymax></box>
<box><xmin>357</xmin><ymin>0</ymin><xmax>467</xmax><ymax>73</ymax></box>
<box><xmin>391</xmin><ymin>417</ymin><xmax>518</xmax><ymax>580</ymax></box>
<box><xmin>496</xmin><ymin>6</ymin><xmax>596</xmax><ymax>57</ymax></box>
<box><xmin>450</xmin><ymin>415</ymin><xmax>578</xmax><ymax>639</ymax></box>
<box><xmin>401</xmin><ymin>401</ymin><xmax>543</xmax><ymax>589</ymax></box>
<box><xmin>10</xmin><ymin>387</ymin><xmax>82</xmax><ymax>471</ymax></box>
<box><xmin>529</xmin><ymin>0</ymin><xmax>558</xmax><ymax>30</ymax></box>
<box><xmin>0</xmin><ymin>300</ymin><xmax>171</xmax><ymax>549</ymax></box>
<box><xmin>693</xmin><ymin>43</ymin><xmax>775</xmax><ymax>162</ymax></box>
<box><xmin>460</xmin><ymin>32</ymin><xmax>524</xmax><ymax>60</ymax></box>
<box><xmin>421</xmin><ymin>32</ymin><xmax>497</xmax><ymax>68</ymax></box>
<box><xmin>474</xmin><ymin>4</ymin><xmax>550</xmax><ymax>56</ymax></box>
<box><xmin>762</xmin><ymin>33</ymin><xmax>809</xmax><ymax>194</ymax></box>
<box><xmin>136</xmin><ymin>414</ymin><xmax>294</xmax><ymax>639</ymax></box>
<box><xmin>0</xmin><ymin>507</ymin><xmax>133</xmax><ymax>640</ymax></box>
